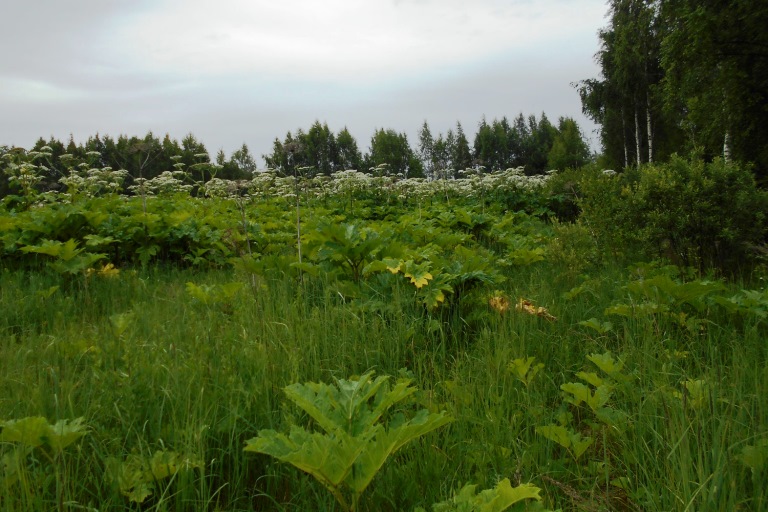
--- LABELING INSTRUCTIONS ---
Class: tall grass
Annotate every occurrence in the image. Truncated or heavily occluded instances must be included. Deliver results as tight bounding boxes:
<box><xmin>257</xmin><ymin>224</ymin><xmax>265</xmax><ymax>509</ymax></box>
<box><xmin>1</xmin><ymin>229</ymin><xmax>766</xmax><ymax>510</ymax></box>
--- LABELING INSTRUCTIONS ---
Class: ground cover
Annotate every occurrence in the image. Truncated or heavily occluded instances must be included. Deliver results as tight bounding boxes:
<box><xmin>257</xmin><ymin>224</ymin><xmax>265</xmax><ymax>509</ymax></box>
<box><xmin>1</xmin><ymin>170</ymin><xmax>766</xmax><ymax>511</ymax></box>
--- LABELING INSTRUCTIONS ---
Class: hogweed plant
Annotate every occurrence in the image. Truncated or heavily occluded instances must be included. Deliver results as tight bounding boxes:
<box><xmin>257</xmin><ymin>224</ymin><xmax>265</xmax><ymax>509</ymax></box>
<box><xmin>106</xmin><ymin>449</ymin><xmax>202</xmax><ymax>504</ymax></box>
<box><xmin>508</xmin><ymin>357</ymin><xmax>544</xmax><ymax>389</ymax></box>
<box><xmin>20</xmin><ymin>238</ymin><xmax>106</xmax><ymax>278</ymax></box>
<box><xmin>536</xmin><ymin>352</ymin><xmax>634</xmax><ymax>503</ymax></box>
<box><xmin>0</xmin><ymin>417</ymin><xmax>88</xmax><ymax>511</ymax></box>
<box><xmin>245</xmin><ymin>371</ymin><xmax>453</xmax><ymax>512</ymax></box>
<box><xmin>415</xmin><ymin>479</ymin><xmax>552</xmax><ymax>512</ymax></box>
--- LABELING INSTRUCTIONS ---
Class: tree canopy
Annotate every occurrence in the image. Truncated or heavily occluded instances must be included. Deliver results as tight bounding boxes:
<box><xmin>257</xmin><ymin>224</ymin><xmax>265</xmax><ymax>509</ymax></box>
<box><xmin>579</xmin><ymin>0</ymin><xmax>768</xmax><ymax>179</ymax></box>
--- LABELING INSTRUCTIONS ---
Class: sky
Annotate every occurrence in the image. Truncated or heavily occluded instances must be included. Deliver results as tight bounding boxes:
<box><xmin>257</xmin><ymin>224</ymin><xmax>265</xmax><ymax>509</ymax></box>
<box><xmin>1</xmin><ymin>0</ymin><xmax>607</xmax><ymax>166</ymax></box>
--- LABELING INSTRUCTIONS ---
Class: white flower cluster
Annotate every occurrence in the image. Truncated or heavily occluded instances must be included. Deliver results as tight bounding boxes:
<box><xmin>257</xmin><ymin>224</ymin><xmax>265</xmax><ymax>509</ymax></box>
<box><xmin>6</xmin><ymin>162</ymin><xmax>43</xmax><ymax>189</ymax></box>
<box><xmin>203</xmin><ymin>178</ymin><xmax>248</xmax><ymax>198</ymax></box>
<box><xmin>462</xmin><ymin>167</ymin><xmax>550</xmax><ymax>193</ymax></box>
<box><xmin>59</xmin><ymin>165</ymin><xmax>129</xmax><ymax>197</ymax></box>
<box><xmin>322</xmin><ymin>170</ymin><xmax>394</xmax><ymax>199</ymax></box>
<box><xmin>238</xmin><ymin>167</ymin><xmax>555</xmax><ymax>202</ymax></box>
<box><xmin>1</xmin><ymin>147</ymin><xmax>51</xmax><ymax>197</ymax></box>
<box><xmin>127</xmin><ymin>171</ymin><xmax>193</xmax><ymax>196</ymax></box>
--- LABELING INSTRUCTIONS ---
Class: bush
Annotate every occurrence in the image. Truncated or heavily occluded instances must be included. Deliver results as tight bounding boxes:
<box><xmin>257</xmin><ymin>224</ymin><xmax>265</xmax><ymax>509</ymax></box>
<box><xmin>543</xmin><ymin>166</ymin><xmax>586</xmax><ymax>223</ymax></box>
<box><xmin>578</xmin><ymin>156</ymin><xmax>768</xmax><ymax>274</ymax></box>
<box><xmin>547</xmin><ymin>221</ymin><xmax>602</xmax><ymax>281</ymax></box>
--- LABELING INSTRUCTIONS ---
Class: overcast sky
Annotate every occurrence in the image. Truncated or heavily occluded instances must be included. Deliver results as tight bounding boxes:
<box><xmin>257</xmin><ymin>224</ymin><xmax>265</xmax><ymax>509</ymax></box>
<box><xmin>1</xmin><ymin>0</ymin><xmax>607</xmax><ymax>166</ymax></box>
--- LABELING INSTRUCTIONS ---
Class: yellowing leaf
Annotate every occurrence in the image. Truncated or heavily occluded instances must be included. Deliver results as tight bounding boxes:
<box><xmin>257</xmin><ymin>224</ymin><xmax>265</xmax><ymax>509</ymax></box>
<box><xmin>515</xmin><ymin>298</ymin><xmax>557</xmax><ymax>321</ymax></box>
<box><xmin>432</xmin><ymin>479</ymin><xmax>543</xmax><ymax>511</ymax></box>
<box><xmin>406</xmin><ymin>271</ymin><xmax>433</xmax><ymax>288</ymax></box>
<box><xmin>488</xmin><ymin>293</ymin><xmax>510</xmax><ymax>314</ymax></box>
<box><xmin>384</xmin><ymin>258</ymin><xmax>402</xmax><ymax>274</ymax></box>
<box><xmin>95</xmin><ymin>263</ymin><xmax>120</xmax><ymax>278</ymax></box>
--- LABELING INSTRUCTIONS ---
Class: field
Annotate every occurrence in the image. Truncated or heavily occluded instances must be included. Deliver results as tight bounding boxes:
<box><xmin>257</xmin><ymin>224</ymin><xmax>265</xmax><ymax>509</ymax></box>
<box><xmin>1</xmin><ymin>169</ymin><xmax>767</xmax><ymax>511</ymax></box>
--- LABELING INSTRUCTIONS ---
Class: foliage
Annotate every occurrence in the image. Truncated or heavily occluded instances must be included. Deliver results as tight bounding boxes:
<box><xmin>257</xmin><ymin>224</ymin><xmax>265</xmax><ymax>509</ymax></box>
<box><xmin>245</xmin><ymin>372</ymin><xmax>452</xmax><ymax>512</ymax></box>
<box><xmin>579</xmin><ymin>0</ymin><xmax>768</xmax><ymax>175</ymax></box>
<box><xmin>547</xmin><ymin>117</ymin><xmax>591</xmax><ymax>171</ymax></box>
<box><xmin>660</xmin><ymin>0</ymin><xmax>768</xmax><ymax>175</ymax></box>
<box><xmin>578</xmin><ymin>157</ymin><xmax>768</xmax><ymax>273</ymax></box>
<box><xmin>1</xmin><ymin>417</ymin><xmax>88</xmax><ymax>510</ymax></box>
<box><xmin>307</xmin><ymin>221</ymin><xmax>386</xmax><ymax>282</ymax></box>
<box><xmin>419</xmin><ymin>479</ymin><xmax>549</xmax><ymax>512</ymax></box>
<box><xmin>367</xmin><ymin>128</ymin><xmax>424</xmax><ymax>178</ymax></box>
<box><xmin>0</xmin><ymin>166</ymin><xmax>766</xmax><ymax>511</ymax></box>
<box><xmin>106</xmin><ymin>450</ymin><xmax>202</xmax><ymax>504</ymax></box>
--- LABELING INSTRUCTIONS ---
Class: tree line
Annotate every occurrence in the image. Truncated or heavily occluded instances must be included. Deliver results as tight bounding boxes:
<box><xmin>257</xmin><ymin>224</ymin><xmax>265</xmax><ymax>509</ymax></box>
<box><xmin>578</xmin><ymin>0</ymin><xmax>768</xmax><ymax>179</ymax></box>
<box><xmin>264</xmin><ymin>114</ymin><xmax>590</xmax><ymax>179</ymax></box>
<box><xmin>1</xmin><ymin>113</ymin><xmax>591</xmax><ymax>196</ymax></box>
<box><xmin>0</xmin><ymin>132</ymin><xmax>260</xmax><ymax>197</ymax></box>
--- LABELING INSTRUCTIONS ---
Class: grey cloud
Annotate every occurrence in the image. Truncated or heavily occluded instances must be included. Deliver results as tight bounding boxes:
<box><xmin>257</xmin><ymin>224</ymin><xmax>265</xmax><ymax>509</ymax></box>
<box><xmin>1</xmin><ymin>1</ymin><xmax>151</xmax><ymax>88</ymax></box>
<box><xmin>1</xmin><ymin>1</ymin><xmax>603</xmax><ymax>161</ymax></box>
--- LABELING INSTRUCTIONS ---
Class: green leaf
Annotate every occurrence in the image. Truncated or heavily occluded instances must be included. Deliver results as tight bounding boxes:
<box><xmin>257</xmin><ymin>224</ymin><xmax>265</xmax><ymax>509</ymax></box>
<box><xmin>576</xmin><ymin>371</ymin><xmax>604</xmax><ymax>388</ymax></box>
<box><xmin>347</xmin><ymin>409</ymin><xmax>453</xmax><ymax>494</ymax></box>
<box><xmin>47</xmin><ymin>417</ymin><xmax>89</xmax><ymax>451</ymax></box>
<box><xmin>58</xmin><ymin>238</ymin><xmax>83</xmax><ymax>261</ymax></box>
<box><xmin>432</xmin><ymin>479</ymin><xmax>543</xmax><ymax>512</ymax></box>
<box><xmin>508</xmin><ymin>357</ymin><xmax>544</xmax><ymax>387</ymax></box>
<box><xmin>36</xmin><ymin>285</ymin><xmax>60</xmax><ymax>299</ymax></box>
<box><xmin>1</xmin><ymin>446</ymin><xmax>32</xmax><ymax>486</ymax></box>
<box><xmin>535</xmin><ymin>425</ymin><xmax>571</xmax><ymax>449</ymax></box>
<box><xmin>739</xmin><ymin>439</ymin><xmax>768</xmax><ymax>474</ymax></box>
<box><xmin>0</xmin><ymin>416</ymin><xmax>87</xmax><ymax>452</ymax></box>
<box><xmin>577</xmin><ymin>318</ymin><xmax>613</xmax><ymax>334</ymax></box>
<box><xmin>51</xmin><ymin>251</ymin><xmax>105</xmax><ymax>275</ymax></box>
<box><xmin>673</xmin><ymin>379</ymin><xmax>710</xmax><ymax>409</ymax></box>
<box><xmin>0</xmin><ymin>417</ymin><xmax>51</xmax><ymax>448</ymax></box>
<box><xmin>397</xmin><ymin>259</ymin><xmax>433</xmax><ymax>288</ymax></box>
<box><xmin>186</xmin><ymin>282</ymin><xmax>213</xmax><ymax>304</ymax></box>
<box><xmin>20</xmin><ymin>239</ymin><xmax>64</xmax><ymax>257</ymax></box>
<box><xmin>245</xmin><ymin>372</ymin><xmax>452</xmax><ymax>512</ymax></box>
<box><xmin>560</xmin><ymin>382</ymin><xmax>592</xmax><ymax>407</ymax></box>
<box><xmin>107</xmin><ymin>450</ymin><xmax>201</xmax><ymax>504</ymax></box>
<box><xmin>586</xmin><ymin>352</ymin><xmax>624</xmax><ymax>376</ymax></box>
<box><xmin>536</xmin><ymin>424</ymin><xmax>592</xmax><ymax>460</ymax></box>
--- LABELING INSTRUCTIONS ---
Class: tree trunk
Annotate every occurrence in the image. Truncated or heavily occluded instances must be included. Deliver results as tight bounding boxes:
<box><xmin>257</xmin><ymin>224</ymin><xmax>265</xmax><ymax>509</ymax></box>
<box><xmin>622</xmin><ymin>108</ymin><xmax>629</xmax><ymax>168</ymax></box>
<box><xmin>723</xmin><ymin>130</ymin><xmax>731</xmax><ymax>163</ymax></box>
<box><xmin>646</xmin><ymin>94</ymin><xmax>654</xmax><ymax>163</ymax></box>
<box><xmin>634</xmin><ymin>101</ymin><xmax>642</xmax><ymax>167</ymax></box>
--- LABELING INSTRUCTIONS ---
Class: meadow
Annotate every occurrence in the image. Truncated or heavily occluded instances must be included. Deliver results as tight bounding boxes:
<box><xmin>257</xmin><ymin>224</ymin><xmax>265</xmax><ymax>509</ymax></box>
<box><xmin>1</xmin><ymin>165</ymin><xmax>766</xmax><ymax>511</ymax></box>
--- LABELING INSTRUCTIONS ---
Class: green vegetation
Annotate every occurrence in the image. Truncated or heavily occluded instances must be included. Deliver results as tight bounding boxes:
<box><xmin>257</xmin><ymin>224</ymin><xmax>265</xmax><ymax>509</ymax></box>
<box><xmin>0</xmin><ymin>109</ymin><xmax>590</xmax><ymax>200</ymax></box>
<box><xmin>1</xmin><ymin>4</ymin><xmax>767</xmax><ymax>508</ymax></box>
<box><xmin>578</xmin><ymin>0</ymin><xmax>768</xmax><ymax>178</ymax></box>
<box><xmin>0</xmin><ymin>157</ymin><xmax>766</xmax><ymax>511</ymax></box>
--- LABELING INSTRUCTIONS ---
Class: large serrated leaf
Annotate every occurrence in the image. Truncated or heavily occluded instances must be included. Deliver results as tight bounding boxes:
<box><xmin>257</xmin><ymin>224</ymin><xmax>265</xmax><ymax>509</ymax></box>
<box><xmin>20</xmin><ymin>239</ymin><xmax>64</xmax><ymax>257</ymax></box>
<box><xmin>246</xmin><ymin>425</ymin><xmax>366</xmax><ymax>488</ymax></box>
<box><xmin>432</xmin><ymin>479</ymin><xmax>543</xmax><ymax>512</ymax></box>
<box><xmin>587</xmin><ymin>352</ymin><xmax>624</xmax><ymax>376</ymax></box>
<box><xmin>245</xmin><ymin>372</ymin><xmax>452</xmax><ymax>512</ymax></box>
<box><xmin>0</xmin><ymin>416</ymin><xmax>87</xmax><ymax>451</ymax></box>
<box><xmin>536</xmin><ymin>424</ymin><xmax>592</xmax><ymax>460</ymax></box>
<box><xmin>347</xmin><ymin>408</ymin><xmax>453</xmax><ymax>494</ymax></box>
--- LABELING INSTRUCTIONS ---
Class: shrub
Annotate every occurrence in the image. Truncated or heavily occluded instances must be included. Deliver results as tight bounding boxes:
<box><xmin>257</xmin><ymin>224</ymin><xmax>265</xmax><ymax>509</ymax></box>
<box><xmin>546</xmin><ymin>221</ymin><xmax>601</xmax><ymax>281</ymax></box>
<box><xmin>543</xmin><ymin>165</ymin><xmax>613</xmax><ymax>223</ymax></box>
<box><xmin>578</xmin><ymin>156</ymin><xmax>768</xmax><ymax>274</ymax></box>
